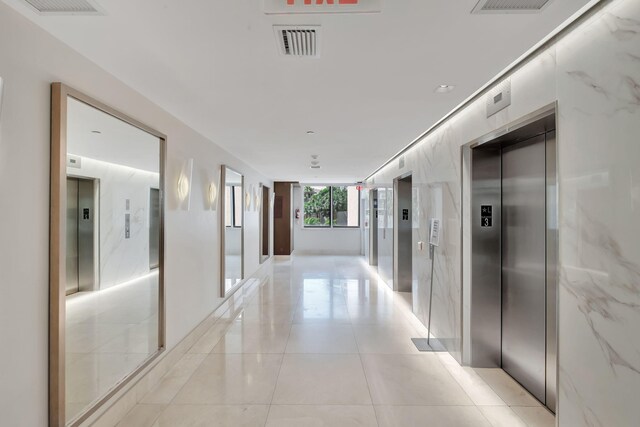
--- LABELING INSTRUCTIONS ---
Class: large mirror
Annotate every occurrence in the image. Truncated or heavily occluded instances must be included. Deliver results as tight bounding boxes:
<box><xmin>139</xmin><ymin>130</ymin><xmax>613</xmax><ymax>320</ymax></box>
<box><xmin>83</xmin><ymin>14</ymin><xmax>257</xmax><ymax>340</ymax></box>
<box><xmin>50</xmin><ymin>84</ymin><xmax>165</xmax><ymax>426</ymax></box>
<box><xmin>260</xmin><ymin>184</ymin><xmax>271</xmax><ymax>263</ymax></box>
<box><xmin>221</xmin><ymin>165</ymin><xmax>244</xmax><ymax>296</ymax></box>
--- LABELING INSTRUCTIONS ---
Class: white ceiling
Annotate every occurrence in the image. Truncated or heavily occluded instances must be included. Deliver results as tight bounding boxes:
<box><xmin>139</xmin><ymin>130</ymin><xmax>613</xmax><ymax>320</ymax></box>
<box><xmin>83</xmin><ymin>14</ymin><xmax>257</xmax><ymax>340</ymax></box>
<box><xmin>67</xmin><ymin>97</ymin><xmax>160</xmax><ymax>173</ymax></box>
<box><xmin>5</xmin><ymin>0</ymin><xmax>591</xmax><ymax>182</ymax></box>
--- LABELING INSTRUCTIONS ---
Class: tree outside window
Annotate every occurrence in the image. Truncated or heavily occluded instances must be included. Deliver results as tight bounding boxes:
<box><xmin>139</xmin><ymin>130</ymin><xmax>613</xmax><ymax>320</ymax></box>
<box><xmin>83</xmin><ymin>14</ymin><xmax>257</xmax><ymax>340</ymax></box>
<box><xmin>303</xmin><ymin>185</ymin><xmax>360</xmax><ymax>228</ymax></box>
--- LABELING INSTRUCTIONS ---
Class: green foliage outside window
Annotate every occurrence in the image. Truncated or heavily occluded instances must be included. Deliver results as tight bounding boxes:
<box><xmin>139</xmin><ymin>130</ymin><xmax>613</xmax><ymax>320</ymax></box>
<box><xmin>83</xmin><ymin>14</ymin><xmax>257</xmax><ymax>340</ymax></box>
<box><xmin>303</xmin><ymin>185</ymin><xmax>358</xmax><ymax>227</ymax></box>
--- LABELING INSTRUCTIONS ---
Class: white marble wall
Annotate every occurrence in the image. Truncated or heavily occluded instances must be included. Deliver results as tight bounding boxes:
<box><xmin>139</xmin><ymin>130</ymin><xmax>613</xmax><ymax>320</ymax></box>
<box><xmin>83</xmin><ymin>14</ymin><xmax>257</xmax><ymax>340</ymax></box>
<box><xmin>366</xmin><ymin>0</ymin><xmax>640</xmax><ymax>424</ymax></box>
<box><xmin>556</xmin><ymin>1</ymin><xmax>640</xmax><ymax>425</ymax></box>
<box><xmin>68</xmin><ymin>156</ymin><xmax>160</xmax><ymax>289</ymax></box>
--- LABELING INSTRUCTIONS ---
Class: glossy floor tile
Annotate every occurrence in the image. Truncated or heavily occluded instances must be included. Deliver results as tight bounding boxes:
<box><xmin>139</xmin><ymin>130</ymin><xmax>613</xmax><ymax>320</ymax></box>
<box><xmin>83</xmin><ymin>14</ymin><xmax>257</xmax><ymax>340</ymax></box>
<box><xmin>121</xmin><ymin>256</ymin><xmax>553</xmax><ymax>426</ymax></box>
<box><xmin>272</xmin><ymin>354</ymin><xmax>372</xmax><ymax>405</ymax></box>
<box><xmin>266</xmin><ymin>405</ymin><xmax>378</xmax><ymax>427</ymax></box>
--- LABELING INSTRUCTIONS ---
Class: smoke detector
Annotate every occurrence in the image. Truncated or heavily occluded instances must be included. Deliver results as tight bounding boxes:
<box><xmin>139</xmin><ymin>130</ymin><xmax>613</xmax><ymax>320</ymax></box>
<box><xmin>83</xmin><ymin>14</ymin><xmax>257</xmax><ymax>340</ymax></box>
<box><xmin>274</xmin><ymin>25</ymin><xmax>321</xmax><ymax>58</ymax></box>
<box><xmin>21</xmin><ymin>0</ymin><xmax>105</xmax><ymax>15</ymax></box>
<box><xmin>472</xmin><ymin>0</ymin><xmax>552</xmax><ymax>13</ymax></box>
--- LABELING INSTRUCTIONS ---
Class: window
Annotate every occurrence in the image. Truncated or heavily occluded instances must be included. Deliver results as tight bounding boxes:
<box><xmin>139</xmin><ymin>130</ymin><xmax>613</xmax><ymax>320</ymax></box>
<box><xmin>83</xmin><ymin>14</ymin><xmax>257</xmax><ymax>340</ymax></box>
<box><xmin>303</xmin><ymin>185</ymin><xmax>331</xmax><ymax>227</ymax></box>
<box><xmin>331</xmin><ymin>185</ymin><xmax>360</xmax><ymax>227</ymax></box>
<box><xmin>303</xmin><ymin>185</ymin><xmax>360</xmax><ymax>228</ymax></box>
<box><xmin>225</xmin><ymin>185</ymin><xmax>243</xmax><ymax>227</ymax></box>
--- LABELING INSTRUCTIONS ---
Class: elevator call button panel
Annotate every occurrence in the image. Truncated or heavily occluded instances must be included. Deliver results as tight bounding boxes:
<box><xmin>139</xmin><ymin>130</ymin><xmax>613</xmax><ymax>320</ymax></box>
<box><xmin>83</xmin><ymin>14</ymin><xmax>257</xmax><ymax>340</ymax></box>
<box><xmin>481</xmin><ymin>205</ymin><xmax>493</xmax><ymax>227</ymax></box>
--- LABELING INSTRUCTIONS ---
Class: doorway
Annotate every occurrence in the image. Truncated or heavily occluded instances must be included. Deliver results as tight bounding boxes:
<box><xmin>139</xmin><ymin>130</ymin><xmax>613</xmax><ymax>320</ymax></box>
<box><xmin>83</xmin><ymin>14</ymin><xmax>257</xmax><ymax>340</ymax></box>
<box><xmin>149</xmin><ymin>188</ymin><xmax>160</xmax><ymax>270</ymax></box>
<box><xmin>469</xmin><ymin>113</ymin><xmax>557</xmax><ymax>411</ymax></box>
<box><xmin>65</xmin><ymin>177</ymin><xmax>97</xmax><ymax>295</ymax></box>
<box><xmin>393</xmin><ymin>173</ymin><xmax>412</xmax><ymax>293</ymax></box>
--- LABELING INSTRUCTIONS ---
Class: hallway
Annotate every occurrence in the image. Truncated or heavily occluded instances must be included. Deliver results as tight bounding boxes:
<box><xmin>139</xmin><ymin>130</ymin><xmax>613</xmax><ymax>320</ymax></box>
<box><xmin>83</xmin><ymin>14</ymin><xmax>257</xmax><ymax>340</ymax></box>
<box><xmin>117</xmin><ymin>256</ymin><xmax>554</xmax><ymax>427</ymax></box>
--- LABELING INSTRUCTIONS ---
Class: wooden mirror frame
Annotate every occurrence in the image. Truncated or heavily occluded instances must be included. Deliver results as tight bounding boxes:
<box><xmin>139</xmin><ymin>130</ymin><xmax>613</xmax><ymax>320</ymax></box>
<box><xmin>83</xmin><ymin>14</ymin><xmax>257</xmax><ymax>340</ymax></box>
<box><xmin>219</xmin><ymin>165</ymin><xmax>245</xmax><ymax>298</ymax></box>
<box><xmin>49</xmin><ymin>83</ymin><xmax>167</xmax><ymax>426</ymax></box>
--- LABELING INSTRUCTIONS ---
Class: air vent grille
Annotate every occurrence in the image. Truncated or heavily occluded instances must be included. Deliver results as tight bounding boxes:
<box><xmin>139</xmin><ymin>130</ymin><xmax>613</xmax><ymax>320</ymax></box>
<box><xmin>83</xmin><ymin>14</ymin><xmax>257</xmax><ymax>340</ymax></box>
<box><xmin>274</xmin><ymin>25</ymin><xmax>320</xmax><ymax>58</ymax></box>
<box><xmin>472</xmin><ymin>0</ymin><xmax>551</xmax><ymax>13</ymax></box>
<box><xmin>21</xmin><ymin>0</ymin><xmax>103</xmax><ymax>15</ymax></box>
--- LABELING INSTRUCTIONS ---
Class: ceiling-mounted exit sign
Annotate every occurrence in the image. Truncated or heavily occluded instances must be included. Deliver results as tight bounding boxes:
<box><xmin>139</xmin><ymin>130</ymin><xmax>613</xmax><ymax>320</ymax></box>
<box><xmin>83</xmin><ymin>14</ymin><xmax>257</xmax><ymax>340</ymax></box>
<box><xmin>264</xmin><ymin>0</ymin><xmax>381</xmax><ymax>14</ymax></box>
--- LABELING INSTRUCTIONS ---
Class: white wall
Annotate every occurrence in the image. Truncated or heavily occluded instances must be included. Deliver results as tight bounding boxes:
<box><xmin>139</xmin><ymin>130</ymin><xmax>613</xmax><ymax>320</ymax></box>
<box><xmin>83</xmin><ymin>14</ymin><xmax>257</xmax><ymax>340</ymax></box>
<box><xmin>291</xmin><ymin>185</ymin><xmax>362</xmax><ymax>255</ymax></box>
<box><xmin>0</xmin><ymin>4</ymin><xmax>272</xmax><ymax>426</ymax></box>
<box><xmin>366</xmin><ymin>0</ymin><xmax>640</xmax><ymax>424</ymax></box>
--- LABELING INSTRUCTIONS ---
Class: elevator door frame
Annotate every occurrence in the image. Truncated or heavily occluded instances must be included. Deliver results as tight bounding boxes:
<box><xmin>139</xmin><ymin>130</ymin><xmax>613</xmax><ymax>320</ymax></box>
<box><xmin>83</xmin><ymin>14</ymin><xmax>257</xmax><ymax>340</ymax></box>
<box><xmin>393</xmin><ymin>172</ymin><xmax>413</xmax><ymax>293</ymax></box>
<box><xmin>464</xmin><ymin>104</ymin><xmax>558</xmax><ymax>413</ymax></box>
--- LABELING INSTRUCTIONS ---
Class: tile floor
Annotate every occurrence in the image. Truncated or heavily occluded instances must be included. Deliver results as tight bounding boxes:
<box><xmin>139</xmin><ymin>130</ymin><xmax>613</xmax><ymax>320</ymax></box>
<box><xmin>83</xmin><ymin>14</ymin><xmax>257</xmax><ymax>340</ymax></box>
<box><xmin>117</xmin><ymin>256</ymin><xmax>555</xmax><ymax>427</ymax></box>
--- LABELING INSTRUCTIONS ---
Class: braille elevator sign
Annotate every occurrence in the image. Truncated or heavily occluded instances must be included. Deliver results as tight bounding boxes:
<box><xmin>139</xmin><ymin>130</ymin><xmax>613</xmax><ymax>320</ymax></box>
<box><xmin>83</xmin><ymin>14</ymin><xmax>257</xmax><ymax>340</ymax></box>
<box><xmin>481</xmin><ymin>205</ymin><xmax>493</xmax><ymax>227</ymax></box>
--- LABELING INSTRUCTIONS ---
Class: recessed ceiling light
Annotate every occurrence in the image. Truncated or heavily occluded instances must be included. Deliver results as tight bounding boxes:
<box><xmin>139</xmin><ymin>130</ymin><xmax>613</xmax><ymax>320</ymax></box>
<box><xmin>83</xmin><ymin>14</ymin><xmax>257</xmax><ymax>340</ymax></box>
<box><xmin>311</xmin><ymin>154</ymin><xmax>319</xmax><ymax>159</ymax></box>
<box><xmin>434</xmin><ymin>84</ymin><xmax>455</xmax><ymax>93</ymax></box>
<box><xmin>306</xmin><ymin>130</ymin><xmax>315</xmax><ymax>135</ymax></box>
<box><xmin>91</xmin><ymin>130</ymin><xmax>102</xmax><ymax>134</ymax></box>
<box><xmin>310</xmin><ymin>165</ymin><xmax>321</xmax><ymax>169</ymax></box>
<box><xmin>311</xmin><ymin>160</ymin><xmax>320</xmax><ymax>166</ymax></box>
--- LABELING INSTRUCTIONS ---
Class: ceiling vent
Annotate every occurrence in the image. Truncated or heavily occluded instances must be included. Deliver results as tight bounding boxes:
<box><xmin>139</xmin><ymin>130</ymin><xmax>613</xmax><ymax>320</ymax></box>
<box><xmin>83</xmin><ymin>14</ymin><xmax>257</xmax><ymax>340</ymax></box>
<box><xmin>274</xmin><ymin>25</ymin><xmax>321</xmax><ymax>58</ymax></box>
<box><xmin>472</xmin><ymin>0</ymin><xmax>552</xmax><ymax>13</ymax></box>
<box><xmin>21</xmin><ymin>0</ymin><xmax>104</xmax><ymax>15</ymax></box>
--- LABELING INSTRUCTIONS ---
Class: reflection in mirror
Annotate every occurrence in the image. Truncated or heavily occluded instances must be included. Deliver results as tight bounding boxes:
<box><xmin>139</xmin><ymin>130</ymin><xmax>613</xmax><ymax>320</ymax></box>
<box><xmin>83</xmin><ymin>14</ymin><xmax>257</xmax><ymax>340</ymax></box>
<box><xmin>260</xmin><ymin>184</ymin><xmax>270</xmax><ymax>263</ymax></box>
<box><xmin>221</xmin><ymin>166</ymin><xmax>244</xmax><ymax>296</ymax></box>
<box><xmin>64</xmin><ymin>96</ymin><xmax>162</xmax><ymax>423</ymax></box>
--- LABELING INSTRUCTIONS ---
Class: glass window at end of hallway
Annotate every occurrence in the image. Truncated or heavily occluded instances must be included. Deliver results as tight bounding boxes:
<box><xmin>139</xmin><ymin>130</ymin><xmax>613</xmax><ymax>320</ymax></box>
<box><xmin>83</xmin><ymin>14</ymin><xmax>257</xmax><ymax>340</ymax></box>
<box><xmin>303</xmin><ymin>185</ymin><xmax>360</xmax><ymax>228</ymax></box>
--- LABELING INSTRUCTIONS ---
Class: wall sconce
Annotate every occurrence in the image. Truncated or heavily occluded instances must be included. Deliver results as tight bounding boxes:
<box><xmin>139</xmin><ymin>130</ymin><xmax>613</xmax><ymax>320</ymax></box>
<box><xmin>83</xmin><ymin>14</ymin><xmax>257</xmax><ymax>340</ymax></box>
<box><xmin>208</xmin><ymin>182</ymin><xmax>218</xmax><ymax>211</ymax></box>
<box><xmin>245</xmin><ymin>184</ymin><xmax>252</xmax><ymax>210</ymax></box>
<box><xmin>177</xmin><ymin>158</ymin><xmax>193</xmax><ymax>211</ymax></box>
<box><xmin>254</xmin><ymin>186</ymin><xmax>261</xmax><ymax>211</ymax></box>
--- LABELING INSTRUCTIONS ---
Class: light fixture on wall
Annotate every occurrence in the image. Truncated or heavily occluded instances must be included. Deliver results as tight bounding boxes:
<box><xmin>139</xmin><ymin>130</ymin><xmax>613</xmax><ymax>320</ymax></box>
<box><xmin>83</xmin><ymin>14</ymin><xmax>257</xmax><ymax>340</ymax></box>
<box><xmin>177</xmin><ymin>158</ymin><xmax>193</xmax><ymax>211</ymax></box>
<box><xmin>245</xmin><ymin>185</ymin><xmax>252</xmax><ymax>210</ymax></box>
<box><xmin>208</xmin><ymin>182</ymin><xmax>218</xmax><ymax>211</ymax></box>
<box><xmin>253</xmin><ymin>185</ymin><xmax>262</xmax><ymax>211</ymax></box>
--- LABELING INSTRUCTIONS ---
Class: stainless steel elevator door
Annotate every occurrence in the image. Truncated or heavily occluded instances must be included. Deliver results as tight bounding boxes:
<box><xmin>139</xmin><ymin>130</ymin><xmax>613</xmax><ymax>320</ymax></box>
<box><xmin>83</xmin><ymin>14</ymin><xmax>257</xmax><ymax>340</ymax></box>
<box><xmin>370</xmin><ymin>189</ymin><xmax>378</xmax><ymax>266</ymax></box>
<box><xmin>394</xmin><ymin>175</ymin><xmax>412</xmax><ymax>293</ymax></box>
<box><xmin>66</xmin><ymin>179</ymin><xmax>79</xmax><ymax>295</ymax></box>
<box><xmin>501</xmin><ymin>135</ymin><xmax>547</xmax><ymax>403</ymax></box>
<box><xmin>149</xmin><ymin>188</ymin><xmax>160</xmax><ymax>270</ymax></box>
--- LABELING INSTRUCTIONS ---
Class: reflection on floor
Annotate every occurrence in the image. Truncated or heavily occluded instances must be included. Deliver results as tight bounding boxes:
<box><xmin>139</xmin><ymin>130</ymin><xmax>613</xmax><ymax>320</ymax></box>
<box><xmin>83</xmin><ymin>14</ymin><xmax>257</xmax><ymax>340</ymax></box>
<box><xmin>66</xmin><ymin>271</ymin><xmax>159</xmax><ymax>422</ymax></box>
<box><xmin>117</xmin><ymin>256</ymin><xmax>554</xmax><ymax>427</ymax></box>
<box><xmin>225</xmin><ymin>254</ymin><xmax>242</xmax><ymax>292</ymax></box>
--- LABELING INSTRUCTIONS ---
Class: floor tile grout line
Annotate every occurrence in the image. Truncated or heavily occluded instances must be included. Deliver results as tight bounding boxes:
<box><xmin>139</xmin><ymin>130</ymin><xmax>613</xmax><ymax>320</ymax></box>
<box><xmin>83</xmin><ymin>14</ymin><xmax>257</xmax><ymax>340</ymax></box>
<box><xmin>263</xmin><ymin>283</ymin><xmax>300</xmax><ymax>426</ymax></box>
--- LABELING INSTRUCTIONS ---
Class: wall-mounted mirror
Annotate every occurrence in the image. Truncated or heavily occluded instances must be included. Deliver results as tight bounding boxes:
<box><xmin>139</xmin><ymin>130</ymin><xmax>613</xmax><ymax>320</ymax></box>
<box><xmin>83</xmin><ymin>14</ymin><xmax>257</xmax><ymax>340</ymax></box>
<box><xmin>50</xmin><ymin>83</ymin><xmax>165</xmax><ymax>426</ymax></box>
<box><xmin>220</xmin><ymin>165</ymin><xmax>244</xmax><ymax>296</ymax></box>
<box><xmin>260</xmin><ymin>184</ymin><xmax>271</xmax><ymax>263</ymax></box>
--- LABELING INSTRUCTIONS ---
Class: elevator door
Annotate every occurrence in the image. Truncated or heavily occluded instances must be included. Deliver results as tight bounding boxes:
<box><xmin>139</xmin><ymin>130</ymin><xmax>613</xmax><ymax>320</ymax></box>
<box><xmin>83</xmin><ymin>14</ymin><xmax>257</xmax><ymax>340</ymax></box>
<box><xmin>149</xmin><ymin>188</ymin><xmax>160</xmax><ymax>270</ymax></box>
<box><xmin>66</xmin><ymin>177</ymin><xmax>96</xmax><ymax>295</ymax></box>
<box><xmin>394</xmin><ymin>175</ymin><xmax>412</xmax><ymax>293</ymax></box>
<box><xmin>501</xmin><ymin>135</ymin><xmax>547</xmax><ymax>403</ymax></box>
<box><xmin>66</xmin><ymin>179</ymin><xmax>79</xmax><ymax>295</ymax></box>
